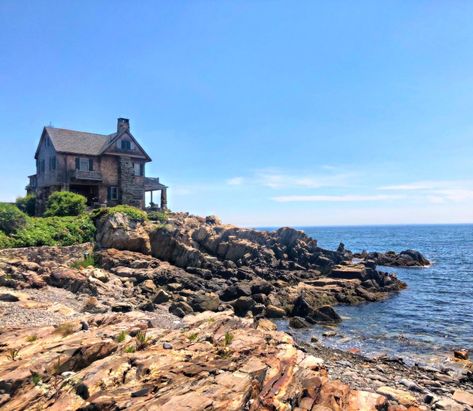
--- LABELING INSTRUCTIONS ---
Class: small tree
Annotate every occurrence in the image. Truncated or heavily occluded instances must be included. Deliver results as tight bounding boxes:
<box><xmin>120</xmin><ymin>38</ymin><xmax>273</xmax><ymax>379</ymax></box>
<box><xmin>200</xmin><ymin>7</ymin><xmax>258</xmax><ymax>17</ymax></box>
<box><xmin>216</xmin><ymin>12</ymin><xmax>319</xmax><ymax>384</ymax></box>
<box><xmin>16</xmin><ymin>195</ymin><xmax>36</xmax><ymax>216</ymax></box>
<box><xmin>44</xmin><ymin>192</ymin><xmax>87</xmax><ymax>217</ymax></box>
<box><xmin>0</xmin><ymin>203</ymin><xmax>27</xmax><ymax>234</ymax></box>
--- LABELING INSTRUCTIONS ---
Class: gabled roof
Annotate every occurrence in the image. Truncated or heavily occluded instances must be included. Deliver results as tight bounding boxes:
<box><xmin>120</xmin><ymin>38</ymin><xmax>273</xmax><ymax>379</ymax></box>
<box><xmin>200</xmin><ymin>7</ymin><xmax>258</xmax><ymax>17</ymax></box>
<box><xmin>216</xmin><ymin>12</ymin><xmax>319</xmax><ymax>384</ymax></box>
<box><xmin>35</xmin><ymin>126</ymin><xmax>151</xmax><ymax>161</ymax></box>
<box><xmin>43</xmin><ymin>127</ymin><xmax>114</xmax><ymax>156</ymax></box>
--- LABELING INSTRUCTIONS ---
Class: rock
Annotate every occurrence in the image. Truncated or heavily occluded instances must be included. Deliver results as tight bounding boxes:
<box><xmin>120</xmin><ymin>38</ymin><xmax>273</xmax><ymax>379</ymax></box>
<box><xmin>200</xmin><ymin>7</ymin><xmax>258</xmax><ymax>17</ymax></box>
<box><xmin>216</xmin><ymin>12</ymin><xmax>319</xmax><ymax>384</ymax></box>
<box><xmin>265</xmin><ymin>304</ymin><xmax>286</xmax><ymax>318</ymax></box>
<box><xmin>95</xmin><ymin>212</ymin><xmax>151</xmax><ymax>254</ymax></box>
<box><xmin>289</xmin><ymin>316</ymin><xmax>309</xmax><ymax>329</ymax></box>
<box><xmin>376</xmin><ymin>386</ymin><xmax>418</xmax><ymax>407</ymax></box>
<box><xmin>162</xmin><ymin>342</ymin><xmax>173</xmax><ymax>350</ymax></box>
<box><xmin>169</xmin><ymin>301</ymin><xmax>193</xmax><ymax>317</ymax></box>
<box><xmin>309</xmin><ymin>306</ymin><xmax>342</xmax><ymax>324</ymax></box>
<box><xmin>452</xmin><ymin>390</ymin><xmax>473</xmax><ymax>407</ymax></box>
<box><xmin>348</xmin><ymin>390</ymin><xmax>388</xmax><ymax>410</ymax></box>
<box><xmin>232</xmin><ymin>296</ymin><xmax>255</xmax><ymax>316</ymax></box>
<box><xmin>111</xmin><ymin>303</ymin><xmax>133</xmax><ymax>313</ymax></box>
<box><xmin>359</xmin><ymin>249</ymin><xmax>430</xmax><ymax>267</ymax></box>
<box><xmin>400</xmin><ymin>378</ymin><xmax>423</xmax><ymax>392</ymax></box>
<box><xmin>453</xmin><ymin>349</ymin><xmax>469</xmax><ymax>360</ymax></box>
<box><xmin>322</xmin><ymin>330</ymin><xmax>337</xmax><ymax>337</ymax></box>
<box><xmin>140</xmin><ymin>279</ymin><xmax>157</xmax><ymax>293</ymax></box>
<box><xmin>189</xmin><ymin>292</ymin><xmax>220</xmax><ymax>312</ymax></box>
<box><xmin>0</xmin><ymin>293</ymin><xmax>19</xmax><ymax>302</ymax></box>
<box><xmin>434</xmin><ymin>397</ymin><xmax>465</xmax><ymax>410</ymax></box>
<box><xmin>153</xmin><ymin>289</ymin><xmax>171</xmax><ymax>304</ymax></box>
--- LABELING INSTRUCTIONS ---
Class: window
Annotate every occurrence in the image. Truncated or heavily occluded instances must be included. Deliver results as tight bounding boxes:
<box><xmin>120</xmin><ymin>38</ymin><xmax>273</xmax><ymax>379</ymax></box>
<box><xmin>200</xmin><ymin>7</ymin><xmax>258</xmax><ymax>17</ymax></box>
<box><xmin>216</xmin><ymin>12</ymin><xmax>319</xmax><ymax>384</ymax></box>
<box><xmin>75</xmin><ymin>157</ymin><xmax>93</xmax><ymax>171</ymax></box>
<box><xmin>133</xmin><ymin>162</ymin><xmax>144</xmax><ymax>176</ymax></box>
<box><xmin>107</xmin><ymin>186</ymin><xmax>118</xmax><ymax>201</ymax></box>
<box><xmin>49</xmin><ymin>157</ymin><xmax>56</xmax><ymax>171</ymax></box>
<box><xmin>120</xmin><ymin>140</ymin><xmax>131</xmax><ymax>150</ymax></box>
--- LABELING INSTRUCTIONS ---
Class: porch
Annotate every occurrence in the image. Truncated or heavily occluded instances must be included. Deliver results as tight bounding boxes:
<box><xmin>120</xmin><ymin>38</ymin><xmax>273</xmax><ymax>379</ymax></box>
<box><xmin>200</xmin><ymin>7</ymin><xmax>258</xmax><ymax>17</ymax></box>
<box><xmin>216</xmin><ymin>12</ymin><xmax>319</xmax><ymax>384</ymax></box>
<box><xmin>145</xmin><ymin>177</ymin><xmax>168</xmax><ymax>210</ymax></box>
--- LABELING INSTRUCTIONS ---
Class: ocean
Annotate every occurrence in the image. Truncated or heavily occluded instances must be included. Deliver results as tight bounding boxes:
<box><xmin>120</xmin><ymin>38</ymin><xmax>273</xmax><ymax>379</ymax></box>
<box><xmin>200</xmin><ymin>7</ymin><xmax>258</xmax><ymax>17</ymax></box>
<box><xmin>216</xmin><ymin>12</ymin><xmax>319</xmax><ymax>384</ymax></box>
<box><xmin>277</xmin><ymin>224</ymin><xmax>473</xmax><ymax>365</ymax></box>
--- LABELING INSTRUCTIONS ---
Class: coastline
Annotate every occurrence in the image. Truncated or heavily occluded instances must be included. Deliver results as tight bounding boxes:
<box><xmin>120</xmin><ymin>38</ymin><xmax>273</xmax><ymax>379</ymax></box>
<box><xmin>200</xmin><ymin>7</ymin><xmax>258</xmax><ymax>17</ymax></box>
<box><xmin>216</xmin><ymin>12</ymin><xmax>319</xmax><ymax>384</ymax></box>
<box><xmin>0</xmin><ymin>212</ymin><xmax>472</xmax><ymax>409</ymax></box>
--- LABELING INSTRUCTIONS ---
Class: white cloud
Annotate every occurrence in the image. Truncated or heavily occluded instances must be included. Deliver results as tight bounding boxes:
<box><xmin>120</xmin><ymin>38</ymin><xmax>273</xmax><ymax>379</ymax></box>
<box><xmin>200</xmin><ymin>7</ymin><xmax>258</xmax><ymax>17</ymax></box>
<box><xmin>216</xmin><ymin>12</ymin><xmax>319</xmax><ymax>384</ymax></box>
<box><xmin>226</xmin><ymin>177</ymin><xmax>244</xmax><ymax>186</ymax></box>
<box><xmin>256</xmin><ymin>169</ymin><xmax>356</xmax><ymax>189</ymax></box>
<box><xmin>272</xmin><ymin>194</ymin><xmax>405</xmax><ymax>203</ymax></box>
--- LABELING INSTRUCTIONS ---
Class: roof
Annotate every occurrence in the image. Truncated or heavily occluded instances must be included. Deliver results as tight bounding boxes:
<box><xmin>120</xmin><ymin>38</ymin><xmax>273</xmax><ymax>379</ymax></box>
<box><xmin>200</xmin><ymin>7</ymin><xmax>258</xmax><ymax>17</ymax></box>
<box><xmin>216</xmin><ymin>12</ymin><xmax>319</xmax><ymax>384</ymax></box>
<box><xmin>44</xmin><ymin>127</ymin><xmax>115</xmax><ymax>156</ymax></box>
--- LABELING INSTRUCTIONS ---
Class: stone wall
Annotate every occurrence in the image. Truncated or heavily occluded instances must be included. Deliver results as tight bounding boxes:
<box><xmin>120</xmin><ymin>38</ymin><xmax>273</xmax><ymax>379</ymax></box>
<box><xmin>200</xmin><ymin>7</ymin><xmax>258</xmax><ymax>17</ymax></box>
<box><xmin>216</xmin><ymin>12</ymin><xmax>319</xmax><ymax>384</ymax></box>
<box><xmin>119</xmin><ymin>156</ymin><xmax>144</xmax><ymax>208</ymax></box>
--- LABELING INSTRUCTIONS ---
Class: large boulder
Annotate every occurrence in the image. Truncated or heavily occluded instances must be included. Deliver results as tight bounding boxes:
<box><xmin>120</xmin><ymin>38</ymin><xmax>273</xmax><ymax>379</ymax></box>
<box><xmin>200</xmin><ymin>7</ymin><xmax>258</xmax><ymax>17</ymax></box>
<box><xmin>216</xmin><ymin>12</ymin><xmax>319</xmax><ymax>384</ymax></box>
<box><xmin>95</xmin><ymin>213</ymin><xmax>150</xmax><ymax>254</ymax></box>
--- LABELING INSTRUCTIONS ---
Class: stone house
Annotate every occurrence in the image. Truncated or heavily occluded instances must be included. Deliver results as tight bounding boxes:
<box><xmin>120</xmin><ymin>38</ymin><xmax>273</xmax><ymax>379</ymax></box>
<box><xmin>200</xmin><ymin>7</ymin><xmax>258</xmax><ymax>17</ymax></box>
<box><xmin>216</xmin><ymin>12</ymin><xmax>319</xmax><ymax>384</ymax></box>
<box><xmin>27</xmin><ymin>118</ymin><xmax>168</xmax><ymax>214</ymax></box>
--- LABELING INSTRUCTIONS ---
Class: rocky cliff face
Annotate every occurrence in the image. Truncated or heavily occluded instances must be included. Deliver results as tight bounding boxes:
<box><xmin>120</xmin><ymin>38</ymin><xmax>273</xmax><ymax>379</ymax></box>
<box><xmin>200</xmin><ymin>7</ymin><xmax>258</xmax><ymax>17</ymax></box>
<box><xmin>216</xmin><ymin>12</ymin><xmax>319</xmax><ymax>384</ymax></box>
<box><xmin>93</xmin><ymin>212</ymin><xmax>406</xmax><ymax>325</ymax></box>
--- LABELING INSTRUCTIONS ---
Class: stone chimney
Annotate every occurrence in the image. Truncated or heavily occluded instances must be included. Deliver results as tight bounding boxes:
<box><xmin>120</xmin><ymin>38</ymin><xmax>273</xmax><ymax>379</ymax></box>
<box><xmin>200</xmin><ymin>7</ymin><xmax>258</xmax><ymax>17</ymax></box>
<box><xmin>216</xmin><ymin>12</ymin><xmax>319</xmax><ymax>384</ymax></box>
<box><xmin>117</xmin><ymin>118</ymin><xmax>130</xmax><ymax>132</ymax></box>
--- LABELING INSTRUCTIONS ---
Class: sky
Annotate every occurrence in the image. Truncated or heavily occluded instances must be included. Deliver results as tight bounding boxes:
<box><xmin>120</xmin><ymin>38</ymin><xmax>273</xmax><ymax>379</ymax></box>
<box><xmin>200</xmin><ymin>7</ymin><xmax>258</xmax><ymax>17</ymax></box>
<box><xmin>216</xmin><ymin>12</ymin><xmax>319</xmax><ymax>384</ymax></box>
<box><xmin>1</xmin><ymin>1</ymin><xmax>473</xmax><ymax>227</ymax></box>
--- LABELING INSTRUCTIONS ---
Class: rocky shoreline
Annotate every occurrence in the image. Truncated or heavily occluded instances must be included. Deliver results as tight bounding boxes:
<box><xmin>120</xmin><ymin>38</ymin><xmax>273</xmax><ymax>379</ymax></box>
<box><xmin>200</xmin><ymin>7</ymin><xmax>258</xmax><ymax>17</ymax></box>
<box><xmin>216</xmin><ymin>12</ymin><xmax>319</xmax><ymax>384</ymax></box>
<box><xmin>0</xmin><ymin>211</ymin><xmax>471</xmax><ymax>410</ymax></box>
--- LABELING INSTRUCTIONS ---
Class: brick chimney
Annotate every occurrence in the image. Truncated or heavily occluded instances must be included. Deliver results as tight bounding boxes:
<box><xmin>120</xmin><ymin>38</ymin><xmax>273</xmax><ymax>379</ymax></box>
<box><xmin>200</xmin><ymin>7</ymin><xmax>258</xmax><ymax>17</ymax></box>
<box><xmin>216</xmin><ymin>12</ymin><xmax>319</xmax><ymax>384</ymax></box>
<box><xmin>117</xmin><ymin>118</ymin><xmax>130</xmax><ymax>132</ymax></box>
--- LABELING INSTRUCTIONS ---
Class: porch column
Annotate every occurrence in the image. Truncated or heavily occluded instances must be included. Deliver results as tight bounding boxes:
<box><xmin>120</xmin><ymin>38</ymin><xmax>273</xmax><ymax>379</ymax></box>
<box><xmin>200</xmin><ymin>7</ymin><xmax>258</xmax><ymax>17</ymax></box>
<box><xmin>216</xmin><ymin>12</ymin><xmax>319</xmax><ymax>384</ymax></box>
<box><xmin>150</xmin><ymin>191</ymin><xmax>153</xmax><ymax>207</ymax></box>
<box><xmin>161</xmin><ymin>188</ymin><xmax>168</xmax><ymax>210</ymax></box>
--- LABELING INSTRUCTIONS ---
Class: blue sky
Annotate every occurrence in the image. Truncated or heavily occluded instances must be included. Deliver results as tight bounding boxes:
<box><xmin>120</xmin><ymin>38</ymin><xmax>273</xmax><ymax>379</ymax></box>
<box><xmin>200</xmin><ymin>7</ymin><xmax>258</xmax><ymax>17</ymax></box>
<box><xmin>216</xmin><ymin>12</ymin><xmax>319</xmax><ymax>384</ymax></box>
<box><xmin>1</xmin><ymin>1</ymin><xmax>473</xmax><ymax>226</ymax></box>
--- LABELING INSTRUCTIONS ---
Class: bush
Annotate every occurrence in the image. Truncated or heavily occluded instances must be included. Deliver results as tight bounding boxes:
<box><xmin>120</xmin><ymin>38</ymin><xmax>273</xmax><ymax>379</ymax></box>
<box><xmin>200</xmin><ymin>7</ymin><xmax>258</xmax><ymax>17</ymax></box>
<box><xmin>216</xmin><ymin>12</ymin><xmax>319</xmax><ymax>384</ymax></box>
<box><xmin>148</xmin><ymin>210</ymin><xmax>168</xmax><ymax>223</ymax></box>
<box><xmin>0</xmin><ymin>204</ymin><xmax>28</xmax><ymax>234</ymax></box>
<box><xmin>90</xmin><ymin>205</ymin><xmax>148</xmax><ymax>222</ymax></box>
<box><xmin>15</xmin><ymin>195</ymin><xmax>36</xmax><ymax>216</ymax></box>
<box><xmin>11</xmin><ymin>214</ymin><xmax>95</xmax><ymax>247</ymax></box>
<box><xmin>0</xmin><ymin>231</ymin><xmax>14</xmax><ymax>248</ymax></box>
<box><xmin>44</xmin><ymin>192</ymin><xmax>87</xmax><ymax>217</ymax></box>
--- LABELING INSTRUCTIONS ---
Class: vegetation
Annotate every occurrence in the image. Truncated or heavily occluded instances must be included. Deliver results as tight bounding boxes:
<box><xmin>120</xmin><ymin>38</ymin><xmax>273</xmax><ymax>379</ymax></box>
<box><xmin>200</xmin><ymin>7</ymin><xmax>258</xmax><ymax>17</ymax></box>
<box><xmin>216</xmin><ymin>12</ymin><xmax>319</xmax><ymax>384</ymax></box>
<box><xmin>15</xmin><ymin>195</ymin><xmax>36</xmax><ymax>216</ymax></box>
<box><xmin>135</xmin><ymin>330</ymin><xmax>151</xmax><ymax>350</ymax></box>
<box><xmin>70</xmin><ymin>253</ymin><xmax>96</xmax><ymax>269</ymax></box>
<box><xmin>44</xmin><ymin>191</ymin><xmax>87</xmax><ymax>217</ymax></box>
<box><xmin>11</xmin><ymin>214</ymin><xmax>95</xmax><ymax>248</ymax></box>
<box><xmin>26</xmin><ymin>335</ymin><xmax>38</xmax><ymax>343</ymax></box>
<box><xmin>0</xmin><ymin>231</ymin><xmax>14</xmax><ymax>248</ymax></box>
<box><xmin>91</xmin><ymin>205</ymin><xmax>148</xmax><ymax>222</ymax></box>
<box><xmin>148</xmin><ymin>210</ymin><xmax>168</xmax><ymax>223</ymax></box>
<box><xmin>188</xmin><ymin>332</ymin><xmax>199</xmax><ymax>342</ymax></box>
<box><xmin>31</xmin><ymin>371</ymin><xmax>42</xmax><ymax>386</ymax></box>
<box><xmin>0</xmin><ymin>203</ymin><xmax>28</xmax><ymax>234</ymax></box>
<box><xmin>116</xmin><ymin>330</ymin><xmax>128</xmax><ymax>343</ymax></box>
<box><xmin>124</xmin><ymin>345</ymin><xmax>136</xmax><ymax>353</ymax></box>
<box><xmin>54</xmin><ymin>322</ymin><xmax>75</xmax><ymax>337</ymax></box>
<box><xmin>6</xmin><ymin>348</ymin><xmax>21</xmax><ymax>361</ymax></box>
<box><xmin>224</xmin><ymin>331</ymin><xmax>234</xmax><ymax>346</ymax></box>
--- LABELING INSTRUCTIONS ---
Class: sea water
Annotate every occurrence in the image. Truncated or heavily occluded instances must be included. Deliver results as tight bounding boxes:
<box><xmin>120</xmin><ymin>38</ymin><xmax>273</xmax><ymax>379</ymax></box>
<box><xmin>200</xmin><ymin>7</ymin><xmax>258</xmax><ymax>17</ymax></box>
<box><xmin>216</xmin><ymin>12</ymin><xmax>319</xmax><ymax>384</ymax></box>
<box><xmin>277</xmin><ymin>224</ymin><xmax>473</xmax><ymax>364</ymax></box>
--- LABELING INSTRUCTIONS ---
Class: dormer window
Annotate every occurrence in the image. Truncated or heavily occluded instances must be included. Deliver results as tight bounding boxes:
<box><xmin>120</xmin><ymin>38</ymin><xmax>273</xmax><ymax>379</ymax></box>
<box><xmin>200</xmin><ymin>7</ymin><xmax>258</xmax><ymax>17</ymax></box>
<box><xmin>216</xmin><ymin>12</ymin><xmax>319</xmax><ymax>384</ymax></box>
<box><xmin>121</xmin><ymin>140</ymin><xmax>131</xmax><ymax>150</ymax></box>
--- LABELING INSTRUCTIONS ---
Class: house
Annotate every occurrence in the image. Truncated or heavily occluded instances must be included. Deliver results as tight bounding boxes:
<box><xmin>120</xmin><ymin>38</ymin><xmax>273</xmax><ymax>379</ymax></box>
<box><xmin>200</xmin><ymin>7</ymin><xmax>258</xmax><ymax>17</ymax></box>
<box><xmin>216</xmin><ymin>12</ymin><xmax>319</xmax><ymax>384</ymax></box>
<box><xmin>26</xmin><ymin>118</ymin><xmax>168</xmax><ymax>214</ymax></box>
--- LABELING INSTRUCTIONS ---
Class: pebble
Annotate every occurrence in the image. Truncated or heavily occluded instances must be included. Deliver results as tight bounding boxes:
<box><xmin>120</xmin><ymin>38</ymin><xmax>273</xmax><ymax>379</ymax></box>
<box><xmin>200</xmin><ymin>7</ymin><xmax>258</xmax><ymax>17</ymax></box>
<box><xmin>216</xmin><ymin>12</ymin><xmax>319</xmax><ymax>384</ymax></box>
<box><xmin>163</xmin><ymin>342</ymin><xmax>173</xmax><ymax>350</ymax></box>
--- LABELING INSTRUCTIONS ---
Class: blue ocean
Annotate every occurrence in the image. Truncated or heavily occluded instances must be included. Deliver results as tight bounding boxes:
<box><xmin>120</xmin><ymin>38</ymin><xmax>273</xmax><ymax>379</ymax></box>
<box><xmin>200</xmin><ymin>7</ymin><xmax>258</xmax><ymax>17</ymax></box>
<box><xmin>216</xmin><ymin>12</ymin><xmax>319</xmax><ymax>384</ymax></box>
<box><xmin>279</xmin><ymin>224</ymin><xmax>473</xmax><ymax>364</ymax></box>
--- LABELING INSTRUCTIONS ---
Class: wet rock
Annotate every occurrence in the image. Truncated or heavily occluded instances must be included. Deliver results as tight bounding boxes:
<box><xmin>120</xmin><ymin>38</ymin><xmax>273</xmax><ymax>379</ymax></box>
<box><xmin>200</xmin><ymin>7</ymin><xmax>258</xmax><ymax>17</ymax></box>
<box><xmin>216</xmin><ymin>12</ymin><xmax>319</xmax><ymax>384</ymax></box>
<box><xmin>453</xmin><ymin>349</ymin><xmax>469</xmax><ymax>360</ymax></box>
<box><xmin>289</xmin><ymin>316</ymin><xmax>309</xmax><ymax>329</ymax></box>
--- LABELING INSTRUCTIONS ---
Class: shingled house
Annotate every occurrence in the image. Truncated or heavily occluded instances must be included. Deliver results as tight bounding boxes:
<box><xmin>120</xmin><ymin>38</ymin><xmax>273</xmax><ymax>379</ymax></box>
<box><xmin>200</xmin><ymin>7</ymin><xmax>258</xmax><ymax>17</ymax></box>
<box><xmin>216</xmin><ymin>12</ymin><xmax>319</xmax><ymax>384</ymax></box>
<box><xmin>26</xmin><ymin>118</ymin><xmax>168</xmax><ymax>214</ymax></box>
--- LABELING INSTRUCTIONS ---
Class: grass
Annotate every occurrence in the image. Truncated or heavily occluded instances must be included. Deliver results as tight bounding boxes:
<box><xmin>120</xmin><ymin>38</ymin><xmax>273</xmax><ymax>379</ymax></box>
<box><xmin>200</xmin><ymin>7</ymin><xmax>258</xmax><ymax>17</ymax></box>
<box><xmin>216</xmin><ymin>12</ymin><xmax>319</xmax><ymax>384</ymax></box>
<box><xmin>135</xmin><ymin>330</ymin><xmax>151</xmax><ymax>350</ymax></box>
<box><xmin>70</xmin><ymin>254</ymin><xmax>95</xmax><ymax>269</ymax></box>
<box><xmin>125</xmin><ymin>345</ymin><xmax>136</xmax><ymax>353</ymax></box>
<box><xmin>54</xmin><ymin>322</ymin><xmax>75</xmax><ymax>337</ymax></box>
<box><xmin>224</xmin><ymin>331</ymin><xmax>234</xmax><ymax>346</ymax></box>
<box><xmin>6</xmin><ymin>348</ymin><xmax>21</xmax><ymax>361</ymax></box>
<box><xmin>116</xmin><ymin>330</ymin><xmax>128</xmax><ymax>343</ymax></box>
<box><xmin>26</xmin><ymin>335</ymin><xmax>38</xmax><ymax>342</ymax></box>
<box><xmin>188</xmin><ymin>332</ymin><xmax>199</xmax><ymax>342</ymax></box>
<box><xmin>31</xmin><ymin>372</ymin><xmax>42</xmax><ymax>386</ymax></box>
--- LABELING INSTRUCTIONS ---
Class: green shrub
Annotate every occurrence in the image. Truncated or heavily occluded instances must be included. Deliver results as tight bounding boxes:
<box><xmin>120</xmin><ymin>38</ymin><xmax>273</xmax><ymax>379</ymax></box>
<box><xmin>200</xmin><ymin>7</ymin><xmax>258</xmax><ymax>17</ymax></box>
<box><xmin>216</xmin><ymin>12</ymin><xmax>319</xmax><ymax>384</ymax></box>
<box><xmin>11</xmin><ymin>214</ymin><xmax>95</xmax><ymax>247</ymax></box>
<box><xmin>44</xmin><ymin>192</ymin><xmax>87</xmax><ymax>217</ymax></box>
<box><xmin>148</xmin><ymin>210</ymin><xmax>168</xmax><ymax>223</ymax></box>
<box><xmin>0</xmin><ymin>204</ymin><xmax>27</xmax><ymax>234</ymax></box>
<box><xmin>15</xmin><ymin>195</ymin><xmax>36</xmax><ymax>216</ymax></box>
<box><xmin>0</xmin><ymin>231</ymin><xmax>14</xmax><ymax>249</ymax></box>
<box><xmin>91</xmin><ymin>205</ymin><xmax>148</xmax><ymax>222</ymax></box>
